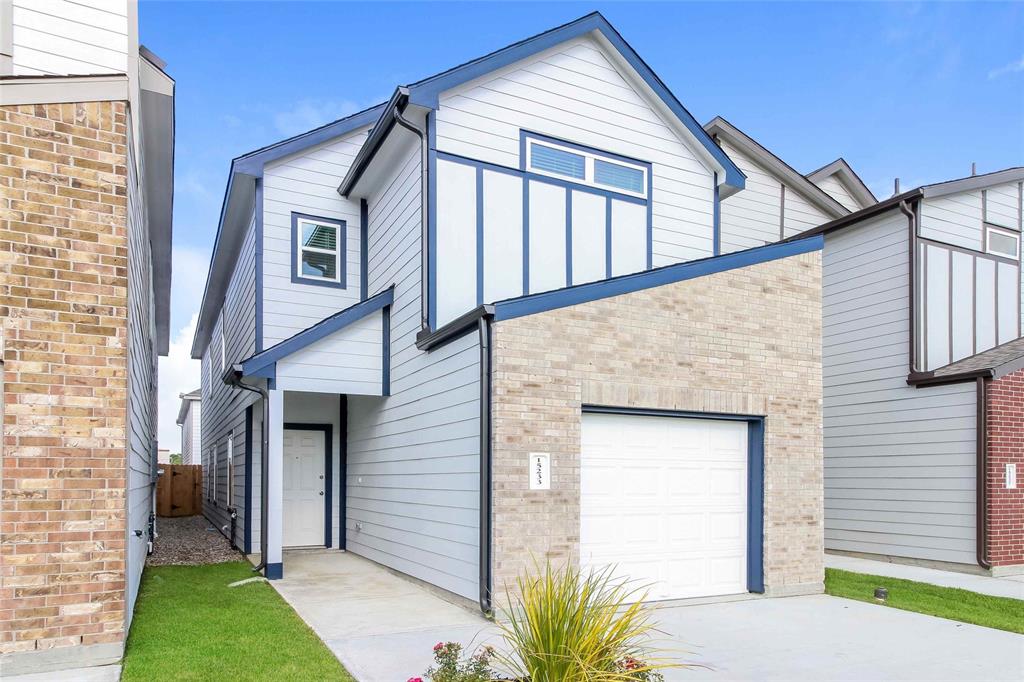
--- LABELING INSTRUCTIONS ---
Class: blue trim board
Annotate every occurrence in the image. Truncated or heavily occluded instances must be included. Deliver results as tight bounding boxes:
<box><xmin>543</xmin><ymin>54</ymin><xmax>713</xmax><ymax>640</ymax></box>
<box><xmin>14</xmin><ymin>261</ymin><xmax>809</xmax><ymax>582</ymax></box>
<box><xmin>243</xmin><ymin>404</ymin><xmax>253</xmax><ymax>555</ymax></box>
<box><xmin>240</xmin><ymin>287</ymin><xmax>395</xmax><ymax>377</ymax></box>
<box><xmin>476</xmin><ymin>167</ymin><xmax>484</xmax><ymax>305</ymax></box>
<box><xmin>338</xmin><ymin>395</ymin><xmax>347</xmax><ymax>551</ymax></box>
<box><xmin>403</xmin><ymin>12</ymin><xmax>745</xmax><ymax>192</ymax></box>
<box><xmin>581</xmin><ymin>405</ymin><xmax>765</xmax><ymax>594</ymax></box>
<box><xmin>605</xmin><ymin>197</ymin><xmax>613</xmax><ymax>278</ymax></box>
<box><xmin>712</xmin><ymin>172</ymin><xmax>721</xmax><ymax>257</ymax></box>
<box><xmin>265</xmin><ymin>563</ymin><xmax>283</xmax><ymax>580</ymax></box>
<box><xmin>254</xmin><ymin>177</ymin><xmax>264</xmax><ymax>352</ymax></box>
<box><xmin>522</xmin><ymin>175</ymin><xmax>530</xmax><ymax>295</ymax></box>
<box><xmin>493</xmin><ymin>235</ymin><xmax>824</xmax><ymax>321</ymax></box>
<box><xmin>565</xmin><ymin>187</ymin><xmax>573</xmax><ymax>286</ymax></box>
<box><xmin>646</xmin><ymin>164</ymin><xmax>654</xmax><ymax>270</ymax></box>
<box><xmin>360</xmin><ymin>199</ymin><xmax>369</xmax><ymax>301</ymax></box>
<box><xmin>382</xmin><ymin>305</ymin><xmax>391</xmax><ymax>396</ymax></box>
<box><xmin>427</xmin><ymin>112</ymin><xmax>438</xmax><ymax>329</ymax></box>
<box><xmin>290</xmin><ymin>211</ymin><xmax>348</xmax><ymax>289</ymax></box>
<box><xmin>284</xmin><ymin>422</ymin><xmax>333</xmax><ymax>549</ymax></box>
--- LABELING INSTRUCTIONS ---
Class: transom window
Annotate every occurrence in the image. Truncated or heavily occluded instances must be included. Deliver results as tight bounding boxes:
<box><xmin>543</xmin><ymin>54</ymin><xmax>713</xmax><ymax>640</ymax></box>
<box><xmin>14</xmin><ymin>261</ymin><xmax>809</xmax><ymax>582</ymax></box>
<box><xmin>523</xmin><ymin>133</ymin><xmax>649</xmax><ymax>199</ymax></box>
<box><xmin>292</xmin><ymin>213</ymin><xmax>346</xmax><ymax>288</ymax></box>
<box><xmin>986</xmin><ymin>224</ymin><xmax>1019</xmax><ymax>260</ymax></box>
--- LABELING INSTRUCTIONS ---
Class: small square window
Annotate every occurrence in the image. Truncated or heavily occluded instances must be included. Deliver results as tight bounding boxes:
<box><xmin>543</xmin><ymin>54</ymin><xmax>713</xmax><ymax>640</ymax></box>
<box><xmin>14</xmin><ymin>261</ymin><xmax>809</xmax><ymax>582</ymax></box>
<box><xmin>986</xmin><ymin>225</ymin><xmax>1019</xmax><ymax>259</ymax></box>
<box><xmin>293</xmin><ymin>215</ymin><xmax>345</xmax><ymax>287</ymax></box>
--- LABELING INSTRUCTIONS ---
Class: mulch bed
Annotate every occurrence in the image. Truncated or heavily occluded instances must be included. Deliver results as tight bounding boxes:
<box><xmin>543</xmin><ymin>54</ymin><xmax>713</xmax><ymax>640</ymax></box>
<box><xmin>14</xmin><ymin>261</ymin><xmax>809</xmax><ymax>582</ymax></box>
<box><xmin>149</xmin><ymin>515</ymin><xmax>245</xmax><ymax>566</ymax></box>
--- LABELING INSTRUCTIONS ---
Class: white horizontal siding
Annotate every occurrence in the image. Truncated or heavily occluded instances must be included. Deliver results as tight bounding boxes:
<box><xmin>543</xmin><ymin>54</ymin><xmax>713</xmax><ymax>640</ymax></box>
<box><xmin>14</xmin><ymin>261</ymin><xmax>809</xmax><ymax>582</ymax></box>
<box><xmin>815</xmin><ymin>175</ymin><xmax>860</xmax><ymax>213</ymax></box>
<box><xmin>920</xmin><ymin>191</ymin><xmax>983</xmax><ymax>252</ymax></box>
<box><xmin>823</xmin><ymin>209</ymin><xmax>977</xmax><ymax>565</ymax></box>
<box><xmin>984</xmin><ymin>181</ymin><xmax>1021</xmax><ymax>230</ymax></box>
<box><xmin>11</xmin><ymin>0</ymin><xmax>129</xmax><ymax>76</ymax></box>
<box><xmin>434</xmin><ymin>36</ymin><xmax>715</xmax><ymax>268</ymax></box>
<box><xmin>261</xmin><ymin>129</ymin><xmax>369</xmax><ymax>347</ymax></box>
<box><xmin>717</xmin><ymin>139</ymin><xmax>783</xmax><ymax>252</ymax></box>
<box><xmin>784</xmin><ymin>187</ymin><xmax>831</xmax><ymax>235</ymax></box>
<box><xmin>275</xmin><ymin>312</ymin><xmax>384</xmax><ymax>395</ymax></box>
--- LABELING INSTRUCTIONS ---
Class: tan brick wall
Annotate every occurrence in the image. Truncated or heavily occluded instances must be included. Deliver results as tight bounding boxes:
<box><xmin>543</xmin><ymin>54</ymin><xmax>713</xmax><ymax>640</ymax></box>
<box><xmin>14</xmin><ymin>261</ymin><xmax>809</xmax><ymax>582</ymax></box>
<box><xmin>491</xmin><ymin>251</ymin><xmax>823</xmax><ymax>598</ymax></box>
<box><xmin>0</xmin><ymin>102</ymin><xmax>130</xmax><ymax>658</ymax></box>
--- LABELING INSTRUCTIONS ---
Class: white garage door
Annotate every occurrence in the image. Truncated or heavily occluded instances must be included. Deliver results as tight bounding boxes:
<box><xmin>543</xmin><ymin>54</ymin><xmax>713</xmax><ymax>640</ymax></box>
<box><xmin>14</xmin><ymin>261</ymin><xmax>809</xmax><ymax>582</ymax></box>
<box><xmin>580</xmin><ymin>412</ymin><xmax>748</xmax><ymax>600</ymax></box>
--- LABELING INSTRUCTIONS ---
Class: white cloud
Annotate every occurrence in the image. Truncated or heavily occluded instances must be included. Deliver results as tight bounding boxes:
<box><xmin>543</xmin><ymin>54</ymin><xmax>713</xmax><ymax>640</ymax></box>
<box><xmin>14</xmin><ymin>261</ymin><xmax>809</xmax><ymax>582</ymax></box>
<box><xmin>272</xmin><ymin>98</ymin><xmax>364</xmax><ymax>137</ymax></box>
<box><xmin>158</xmin><ymin>313</ymin><xmax>201</xmax><ymax>452</ymax></box>
<box><xmin>170</xmin><ymin>244</ymin><xmax>211</xmax><ymax>332</ymax></box>
<box><xmin>988</xmin><ymin>55</ymin><xmax>1024</xmax><ymax>80</ymax></box>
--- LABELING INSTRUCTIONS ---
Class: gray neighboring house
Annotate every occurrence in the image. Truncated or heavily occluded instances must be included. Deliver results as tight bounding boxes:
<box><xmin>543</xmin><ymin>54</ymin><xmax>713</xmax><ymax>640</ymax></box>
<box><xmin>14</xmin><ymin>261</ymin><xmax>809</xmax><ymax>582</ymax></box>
<box><xmin>176</xmin><ymin>389</ymin><xmax>202</xmax><ymax>465</ymax></box>
<box><xmin>794</xmin><ymin>167</ymin><xmax>1024</xmax><ymax>575</ymax></box>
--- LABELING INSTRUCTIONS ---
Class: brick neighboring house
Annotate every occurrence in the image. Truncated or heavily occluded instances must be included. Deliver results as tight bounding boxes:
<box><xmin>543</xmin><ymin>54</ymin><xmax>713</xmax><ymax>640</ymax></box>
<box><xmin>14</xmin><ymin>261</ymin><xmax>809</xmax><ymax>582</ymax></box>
<box><xmin>0</xmin><ymin>1</ymin><xmax>174</xmax><ymax>675</ymax></box>
<box><xmin>988</xmin><ymin>365</ymin><xmax>1024</xmax><ymax>568</ymax></box>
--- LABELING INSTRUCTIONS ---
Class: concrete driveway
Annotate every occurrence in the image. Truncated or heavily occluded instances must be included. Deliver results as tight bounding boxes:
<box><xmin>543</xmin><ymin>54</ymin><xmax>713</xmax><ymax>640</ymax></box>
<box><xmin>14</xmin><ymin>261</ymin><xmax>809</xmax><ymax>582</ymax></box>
<box><xmin>273</xmin><ymin>551</ymin><xmax>1024</xmax><ymax>682</ymax></box>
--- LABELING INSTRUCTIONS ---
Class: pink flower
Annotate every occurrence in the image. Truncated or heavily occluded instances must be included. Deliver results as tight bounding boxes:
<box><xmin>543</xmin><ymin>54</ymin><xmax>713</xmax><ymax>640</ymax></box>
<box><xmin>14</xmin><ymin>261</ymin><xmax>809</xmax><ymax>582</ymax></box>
<box><xmin>433</xmin><ymin>641</ymin><xmax>445</xmax><ymax>652</ymax></box>
<box><xmin>407</xmin><ymin>678</ymin><xmax>423</xmax><ymax>682</ymax></box>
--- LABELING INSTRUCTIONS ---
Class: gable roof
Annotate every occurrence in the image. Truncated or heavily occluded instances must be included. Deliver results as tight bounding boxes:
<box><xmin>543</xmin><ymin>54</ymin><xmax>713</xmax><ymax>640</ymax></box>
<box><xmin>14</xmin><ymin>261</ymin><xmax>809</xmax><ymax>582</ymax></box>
<box><xmin>806</xmin><ymin>158</ymin><xmax>878</xmax><ymax>209</ymax></box>
<box><xmin>788</xmin><ymin>166</ymin><xmax>1024</xmax><ymax>242</ymax></box>
<box><xmin>339</xmin><ymin>12</ymin><xmax>745</xmax><ymax>197</ymax></box>
<box><xmin>703</xmin><ymin>116</ymin><xmax>848</xmax><ymax>220</ymax></box>
<box><xmin>909</xmin><ymin>337</ymin><xmax>1024</xmax><ymax>386</ymax></box>
<box><xmin>190</xmin><ymin>104</ymin><xmax>387</xmax><ymax>359</ymax></box>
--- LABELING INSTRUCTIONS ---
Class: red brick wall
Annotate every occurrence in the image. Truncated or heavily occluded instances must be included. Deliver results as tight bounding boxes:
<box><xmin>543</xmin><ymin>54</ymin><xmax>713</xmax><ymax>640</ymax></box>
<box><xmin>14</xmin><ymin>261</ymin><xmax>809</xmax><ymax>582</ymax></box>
<box><xmin>0</xmin><ymin>102</ymin><xmax>130</xmax><ymax>657</ymax></box>
<box><xmin>986</xmin><ymin>368</ymin><xmax>1024</xmax><ymax>567</ymax></box>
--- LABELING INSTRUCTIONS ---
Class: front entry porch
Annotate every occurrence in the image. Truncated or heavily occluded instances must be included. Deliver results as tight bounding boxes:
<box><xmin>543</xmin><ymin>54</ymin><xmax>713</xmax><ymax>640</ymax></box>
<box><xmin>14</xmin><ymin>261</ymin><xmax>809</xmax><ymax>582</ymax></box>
<box><xmin>268</xmin><ymin>551</ymin><xmax>494</xmax><ymax>681</ymax></box>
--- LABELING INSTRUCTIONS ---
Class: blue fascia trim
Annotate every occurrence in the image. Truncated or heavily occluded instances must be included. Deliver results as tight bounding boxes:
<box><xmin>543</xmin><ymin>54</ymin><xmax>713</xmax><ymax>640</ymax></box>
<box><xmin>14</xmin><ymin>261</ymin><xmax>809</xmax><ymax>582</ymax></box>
<box><xmin>493</xmin><ymin>235</ymin><xmax>823</xmax><ymax>321</ymax></box>
<box><xmin>265</xmin><ymin>562</ymin><xmax>283</xmax><ymax>580</ymax></box>
<box><xmin>581</xmin><ymin>405</ymin><xmax>765</xmax><ymax>594</ymax></box>
<box><xmin>290</xmin><ymin>212</ymin><xmax>348</xmax><ymax>290</ymax></box>
<box><xmin>438</xmin><ymin>151</ymin><xmax>647</xmax><ymax>205</ymax></box>
<box><xmin>242</xmin><ymin>405</ymin><xmax>253</xmax><ymax>555</ymax></box>
<box><xmin>405</xmin><ymin>12</ymin><xmax>744</xmax><ymax>191</ymax></box>
<box><xmin>713</xmin><ymin>172</ymin><xmax>721</xmax><ymax>257</ymax></box>
<box><xmin>254</xmin><ymin>177</ymin><xmax>264</xmax><ymax>352</ymax></box>
<box><xmin>382</xmin><ymin>305</ymin><xmax>391</xmax><ymax>396</ymax></box>
<box><xmin>360</xmin><ymin>199</ymin><xmax>369</xmax><ymax>301</ymax></box>
<box><xmin>427</xmin><ymin>112</ymin><xmax>438</xmax><ymax>329</ymax></box>
<box><xmin>241</xmin><ymin>287</ymin><xmax>395</xmax><ymax>376</ymax></box>
<box><xmin>476</xmin><ymin>166</ymin><xmax>484</xmax><ymax>305</ymax></box>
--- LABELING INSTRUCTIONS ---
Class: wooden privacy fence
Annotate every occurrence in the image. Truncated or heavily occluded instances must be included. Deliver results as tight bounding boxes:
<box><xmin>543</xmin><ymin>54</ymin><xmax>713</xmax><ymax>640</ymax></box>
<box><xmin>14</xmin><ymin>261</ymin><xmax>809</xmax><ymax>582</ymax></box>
<box><xmin>157</xmin><ymin>464</ymin><xmax>203</xmax><ymax>517</ymax></box>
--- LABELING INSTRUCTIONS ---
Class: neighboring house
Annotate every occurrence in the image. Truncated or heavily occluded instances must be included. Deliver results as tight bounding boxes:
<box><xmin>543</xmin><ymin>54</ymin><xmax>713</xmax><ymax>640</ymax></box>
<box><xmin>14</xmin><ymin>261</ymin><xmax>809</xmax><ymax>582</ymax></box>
<box><xmin>703</xmin><ymin>116</ymin><xmax>876</xmax><ymax>253</ymax></box>
<box><xmin>0</xmin><ymin>1</ymin><xmax>174</xmax><ymax>675</ymax></box>
<box><xmin>794</xmin><ymin>167</ymin><xmax>1024</xmax><ymax>575</ymax></box>
<box><xmin>192</xmin><ymin>12</ymin><xmax>826</xmax><ymax>611</ymax></box>
<box><xmin>158</xmin><ymin>448</ymin><xmax>171</xmax><ymax>464</ymax></box>
<box><xmin>176</xmin><ymin>389</ymin><xmax>202</xmax><ymax>465</ymax></box>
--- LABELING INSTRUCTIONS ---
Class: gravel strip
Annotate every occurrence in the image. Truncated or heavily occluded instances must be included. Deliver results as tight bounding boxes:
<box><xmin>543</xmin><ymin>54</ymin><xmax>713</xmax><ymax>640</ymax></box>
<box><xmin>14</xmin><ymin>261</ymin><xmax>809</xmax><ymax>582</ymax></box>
<box><xmin>149</xmin><ymin>515</ymin><xmax>244</xmax><ymax>566</ymax></box>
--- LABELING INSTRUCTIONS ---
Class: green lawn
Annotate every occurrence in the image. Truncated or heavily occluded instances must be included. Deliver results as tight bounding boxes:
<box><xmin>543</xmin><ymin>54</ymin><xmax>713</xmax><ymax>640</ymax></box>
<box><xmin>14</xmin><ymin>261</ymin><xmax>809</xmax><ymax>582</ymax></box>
<box><xmin>123</xmin><ymin>561</ymin><xmax>353</xmax><ymax>681</ymax></box>
<box><xmin>825</xmin><ymin>567</ymin><xmax>1024</xmax><ymax>634</ymax></box>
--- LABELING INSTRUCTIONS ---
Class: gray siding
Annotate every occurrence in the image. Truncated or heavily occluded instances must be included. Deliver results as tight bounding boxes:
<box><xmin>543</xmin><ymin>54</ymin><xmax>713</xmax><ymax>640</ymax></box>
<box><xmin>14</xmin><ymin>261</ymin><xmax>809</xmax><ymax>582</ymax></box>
<box><xmin>201</xmin><ymin>213</ymin><xmax>257</xmax><ymax>548</ymax></box>
<box><xmin>347</xmin><ymin>141</ymin><xmax>482</xmax><ymax>601</ymax></box>
<box><xmin>823</xmin><ymin>210</ymin><xmax>978</xmax><ymax>565</ymax></box>
<box><xmin>180</xmin><ymin>401</ymin><xmax>201</xmax><ymax>465</ymax></box>
<box><xmin>125</xmin><ymin>131</ymin><xmax>156</xmax><ymax>627</ymax></box>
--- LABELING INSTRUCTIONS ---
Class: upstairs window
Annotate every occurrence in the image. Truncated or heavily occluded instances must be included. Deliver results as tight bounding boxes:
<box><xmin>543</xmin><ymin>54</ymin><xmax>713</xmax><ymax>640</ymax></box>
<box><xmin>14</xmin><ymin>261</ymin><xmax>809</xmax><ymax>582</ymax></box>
<box><xmin>523</xmin><ymin>132</ymin><xmax>649</xmax><ymax>199</ymax></box>
<box><xmin>986</xmin><ymin>224</ymin><xmax>1019</xmax><ymax>260</ymax></box>
<box><xmin>292</xmin><ymin>213</ymin><xmax>346</xmax><ymax>288</ymax></box>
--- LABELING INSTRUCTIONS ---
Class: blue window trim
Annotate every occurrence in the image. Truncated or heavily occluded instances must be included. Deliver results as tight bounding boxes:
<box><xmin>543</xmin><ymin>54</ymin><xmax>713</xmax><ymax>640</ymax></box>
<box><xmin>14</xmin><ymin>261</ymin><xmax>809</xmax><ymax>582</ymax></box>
<box><xmin>581</xmin><ymin>404</ymin><xmax>765</xmax><ymax>594</ymax></box>
<box><xmin>283</xmin><ymin>422</ymin><xmax>333</xmax><ymax>549</ymax></box>
<box><xmin>493</xmin><ymin>235</ymin><xmax>823</xmax><ymax>322</ymax></box>
<box><xmin>240</xmin><ymin>286</ymin><xmax>394</xmax><ymax>380</ymax></box>
<box><xmin>290</xmin><ymin>211</ymin><xmax>347</xmax><ymax>289</ymax></box>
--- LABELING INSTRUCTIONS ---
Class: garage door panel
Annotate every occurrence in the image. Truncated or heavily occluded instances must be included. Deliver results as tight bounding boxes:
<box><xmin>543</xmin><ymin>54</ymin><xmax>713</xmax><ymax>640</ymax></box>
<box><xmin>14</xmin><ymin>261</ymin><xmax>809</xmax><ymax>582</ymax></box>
<box><xmin>581</xmin><ymin>412</ymin><xmax>749</xmax><ymax>600</ymax></box>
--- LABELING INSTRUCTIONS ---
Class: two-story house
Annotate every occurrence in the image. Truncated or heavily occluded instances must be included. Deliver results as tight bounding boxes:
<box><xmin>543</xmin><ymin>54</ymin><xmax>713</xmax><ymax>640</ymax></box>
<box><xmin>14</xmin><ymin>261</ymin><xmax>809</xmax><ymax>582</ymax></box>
<box><xmin>193</xmin><ymin>12</ymin><xmax>828</xmax><ymax>613</ymax></box>
<box><xmin>793</xmin><ymin>168</ymin><xmax>1024</xmax><ymax>576</ymax></box>
<box><xmin>176</xmin><ymin>389</ymin><xmax>202</xmax><ymax>465</ymax></box>
<box><xmin>0</xmin><ymin>0</ymin><xmax>174</xmax><ymax>675</ymax></box>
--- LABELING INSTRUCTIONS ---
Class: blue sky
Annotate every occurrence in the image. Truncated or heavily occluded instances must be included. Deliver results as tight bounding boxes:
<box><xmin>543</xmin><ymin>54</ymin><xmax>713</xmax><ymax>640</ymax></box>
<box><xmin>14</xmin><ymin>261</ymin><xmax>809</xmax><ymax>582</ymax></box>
<box><xmin>146</xmin><ymin>1</ymin><xmax>1024</xmax><ymax>448</ymax></box>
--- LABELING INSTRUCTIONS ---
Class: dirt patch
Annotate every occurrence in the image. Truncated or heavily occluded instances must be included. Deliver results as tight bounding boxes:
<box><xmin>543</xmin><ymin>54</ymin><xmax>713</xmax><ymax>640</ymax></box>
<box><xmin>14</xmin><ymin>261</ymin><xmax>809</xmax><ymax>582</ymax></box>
<box><xmin>149</xmin><ymin>516</ymin><xmax>245</xmax><ymax>566</ymax></box>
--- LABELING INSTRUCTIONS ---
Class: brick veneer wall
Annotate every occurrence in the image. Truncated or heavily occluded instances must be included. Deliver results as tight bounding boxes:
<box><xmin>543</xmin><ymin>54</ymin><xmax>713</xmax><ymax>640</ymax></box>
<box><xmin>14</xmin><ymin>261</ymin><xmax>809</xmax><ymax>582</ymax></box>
<box><xmin>0</xmin><ymin>102</ymin><xmax>130</xmax><ymax>662</ymax></box>
<box><xmin>987</xmin><ymin>368</ymin><xmax>1024</xmax><ymax>568</ymax></box>
<box><xmin>490</xmin><ymin>251</ymin><xmax>823</xmax><ymax>599</ymax></box>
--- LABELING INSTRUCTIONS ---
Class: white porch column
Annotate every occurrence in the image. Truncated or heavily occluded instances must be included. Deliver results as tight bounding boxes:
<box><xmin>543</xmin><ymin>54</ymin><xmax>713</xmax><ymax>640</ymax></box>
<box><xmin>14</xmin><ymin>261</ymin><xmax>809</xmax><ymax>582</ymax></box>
<box><xmin>266</xmin><ymin>388</ymin><xmax>284</xmax><ymax>579</ymax></box>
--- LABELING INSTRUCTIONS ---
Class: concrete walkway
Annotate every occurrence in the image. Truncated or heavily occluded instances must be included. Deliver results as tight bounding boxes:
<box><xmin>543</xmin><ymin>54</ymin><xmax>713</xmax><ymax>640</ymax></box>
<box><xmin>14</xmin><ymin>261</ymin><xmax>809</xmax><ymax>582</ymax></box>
<box><xmin>273</xmin><ymin>551</ymin><xmax>1024</xmax><ymax>682</ymax></box>
<box><xmin>826</xmin><ymin>553</ymin><xmax>1024</xmax><ymax>600</ymax></box>
<box><xmin>4</xmin><ymin>665</ymin><xmax>121</xmax><ymax>682</ymax></box>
